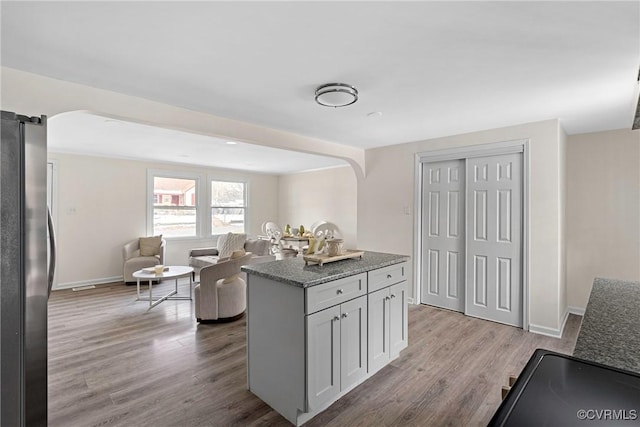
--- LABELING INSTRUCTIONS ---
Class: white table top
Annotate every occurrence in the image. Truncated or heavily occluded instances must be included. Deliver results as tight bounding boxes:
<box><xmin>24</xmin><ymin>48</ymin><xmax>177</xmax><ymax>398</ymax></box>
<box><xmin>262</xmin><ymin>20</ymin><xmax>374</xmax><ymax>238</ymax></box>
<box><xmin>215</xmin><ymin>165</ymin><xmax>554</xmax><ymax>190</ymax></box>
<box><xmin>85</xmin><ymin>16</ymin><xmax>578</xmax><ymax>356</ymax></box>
<box><xmin>281</xmin><ymin>237</ymin><xmax>310</xmax><ymax>241</ymax></box>
<box><xmin>133</xmin><ymin>265</ymin><xmax>194</xmax><ymax>280</ymax></box>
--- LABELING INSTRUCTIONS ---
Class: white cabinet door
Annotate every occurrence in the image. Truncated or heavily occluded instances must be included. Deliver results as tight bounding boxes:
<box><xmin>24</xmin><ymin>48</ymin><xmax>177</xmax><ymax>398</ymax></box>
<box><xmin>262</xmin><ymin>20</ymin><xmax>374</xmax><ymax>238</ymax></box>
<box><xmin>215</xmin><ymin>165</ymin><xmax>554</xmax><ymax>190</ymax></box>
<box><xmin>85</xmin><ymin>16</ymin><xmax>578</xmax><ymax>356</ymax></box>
<box><xmin>340</xmin><ymin>296</ymin><xmax>367</xmax><ymax>391</ymax></box>
<box><xmin>307</xmin><ymin>305</ymin><xmax>341</xmax><ymax>410</ymax></box>
<box><xmin>389</xmin><ymin>281</ymin><xmax>408</xmax><ymax>358</ymax></box>
<box><xmin>368</xmin><ymin>281</ymin><xmax>409</xmax><ymax>374</ymax></box>
<box><xmin>368</xmin><ymin>288</ymin><xmax>389</xmax><ymax>375</ymax></box>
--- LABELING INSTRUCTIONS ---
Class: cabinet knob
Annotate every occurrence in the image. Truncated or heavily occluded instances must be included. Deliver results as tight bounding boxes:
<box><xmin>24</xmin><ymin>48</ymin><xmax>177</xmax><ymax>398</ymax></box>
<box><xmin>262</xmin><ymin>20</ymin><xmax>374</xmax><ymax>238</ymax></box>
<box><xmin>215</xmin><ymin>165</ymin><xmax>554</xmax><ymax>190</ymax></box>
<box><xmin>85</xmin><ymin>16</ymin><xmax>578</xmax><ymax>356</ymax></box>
<box><xmin>337</xmin><ymin>288</ymin><xmax>344</xmax><ymax>294</ymax></box>
<box><xmin>390</xmin><ymin>294</ymin><xmax>396</xmax><ymax>299</ymax></box>
<box><xmin>386</xmin><ymin>274</ymin><xmax>392</xmax><ymax>279</ymax></box>
<box><xmin>333</xmin><ymin>316</ymin><xmax>340</xmax><ymax>322</ymax></box>
<box><xmin>342</xmin><ymin>313</ymin><xmax>348</xmax><ymax>318</ymax></box>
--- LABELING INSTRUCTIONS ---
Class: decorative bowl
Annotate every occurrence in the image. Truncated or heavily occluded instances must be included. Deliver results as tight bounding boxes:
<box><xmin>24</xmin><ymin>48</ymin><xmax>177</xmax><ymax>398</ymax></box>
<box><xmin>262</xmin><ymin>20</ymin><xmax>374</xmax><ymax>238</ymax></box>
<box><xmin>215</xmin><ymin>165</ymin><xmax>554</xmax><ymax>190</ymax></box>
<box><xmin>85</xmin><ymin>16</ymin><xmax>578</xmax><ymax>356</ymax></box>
<box><xmin>326</xmin><ymin>239</ymin><xmax>344</xmax><ymax>257</ymax></box>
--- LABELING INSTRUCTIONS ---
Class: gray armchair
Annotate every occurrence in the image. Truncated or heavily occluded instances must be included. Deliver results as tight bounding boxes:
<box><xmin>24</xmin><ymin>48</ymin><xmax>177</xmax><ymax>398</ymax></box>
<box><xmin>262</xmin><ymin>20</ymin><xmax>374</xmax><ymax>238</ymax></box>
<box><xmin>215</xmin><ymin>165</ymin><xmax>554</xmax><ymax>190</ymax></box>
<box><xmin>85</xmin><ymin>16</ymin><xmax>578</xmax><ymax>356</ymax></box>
<box><xmin>122</xmin><ymin>238</ymin><xmax>166</xmax><ymax>284</ymax></box>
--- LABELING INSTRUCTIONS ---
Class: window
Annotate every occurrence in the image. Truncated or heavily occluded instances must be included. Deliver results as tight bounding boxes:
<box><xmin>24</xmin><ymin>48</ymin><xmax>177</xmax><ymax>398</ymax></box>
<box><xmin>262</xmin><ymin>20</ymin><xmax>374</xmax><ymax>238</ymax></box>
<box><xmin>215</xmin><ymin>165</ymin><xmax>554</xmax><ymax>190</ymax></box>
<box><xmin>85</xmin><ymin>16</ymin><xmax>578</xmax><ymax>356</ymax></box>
<box><xmin>148</xmin><ymin>172</ymin><xmax>248</xmax><ymax>239</ymax></box>
<box><xmin>152</xmin><ymin>176</ymin><xmax>197</xmax><ymax>237</ymax></box>
<box><xmin>211</xmin><ymin>180</ymin><xmax>246</xmax><ymax>235</ymax></box>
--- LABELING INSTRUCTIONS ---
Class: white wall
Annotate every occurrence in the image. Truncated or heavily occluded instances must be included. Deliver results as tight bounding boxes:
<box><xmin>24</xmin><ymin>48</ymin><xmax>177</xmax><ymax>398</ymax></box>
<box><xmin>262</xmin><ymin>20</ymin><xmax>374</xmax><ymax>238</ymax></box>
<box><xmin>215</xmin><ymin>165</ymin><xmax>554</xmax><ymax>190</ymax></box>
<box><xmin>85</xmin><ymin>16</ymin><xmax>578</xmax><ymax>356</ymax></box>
<box><xmin>566</xmin><ymin>129</ymin><xmax>640</xmax><ymax>310</ymax></box>
<box><xmin>48</xmin><ymin>152</ymin><xmax>278</xmax><ymax>288</ymax></box>
<box><xmin>278</xmin><ymin>166</ymin><xmax>357</xmax><ymax>248</ymax></box>
<box><xmin>358</xmin><ymin>119</ymin><xmax>567</xmax><ymax>335</ymax></box>
<box><xmin>1</xmin><ymin>67</ymin><xmax>365</xmax><ymax>177</ymax></box>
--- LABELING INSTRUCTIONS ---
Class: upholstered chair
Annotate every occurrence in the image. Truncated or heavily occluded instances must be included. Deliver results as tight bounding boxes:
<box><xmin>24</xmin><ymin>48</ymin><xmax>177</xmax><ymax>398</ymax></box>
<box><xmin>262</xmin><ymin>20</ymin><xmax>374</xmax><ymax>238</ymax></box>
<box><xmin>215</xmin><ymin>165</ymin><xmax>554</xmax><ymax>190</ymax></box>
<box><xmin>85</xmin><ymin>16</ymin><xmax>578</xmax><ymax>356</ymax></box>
<box><xmin>122</xmin><ymin>237</ymin><xmax>166</xmax><ymax>284</ymax></box>
<box><xmin>194</xmin><ymin>252</ymin><xmax>274</xmax><ymax>322</ymax></box>
<box><xmin>195</xmin><ymin>252</ymin><xmax>252</xmax><ymax>322</ymax></box>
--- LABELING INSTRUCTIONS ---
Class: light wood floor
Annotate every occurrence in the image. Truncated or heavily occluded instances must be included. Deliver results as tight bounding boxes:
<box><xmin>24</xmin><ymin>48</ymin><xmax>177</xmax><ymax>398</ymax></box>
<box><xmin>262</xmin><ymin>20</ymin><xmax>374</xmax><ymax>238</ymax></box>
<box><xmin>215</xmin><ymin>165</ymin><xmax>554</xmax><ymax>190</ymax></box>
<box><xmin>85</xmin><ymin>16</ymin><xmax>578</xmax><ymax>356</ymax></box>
<box><xmin>48</xmin><ymin>281</ymin><xmax>581</xmax><ymax>426</ymax></box>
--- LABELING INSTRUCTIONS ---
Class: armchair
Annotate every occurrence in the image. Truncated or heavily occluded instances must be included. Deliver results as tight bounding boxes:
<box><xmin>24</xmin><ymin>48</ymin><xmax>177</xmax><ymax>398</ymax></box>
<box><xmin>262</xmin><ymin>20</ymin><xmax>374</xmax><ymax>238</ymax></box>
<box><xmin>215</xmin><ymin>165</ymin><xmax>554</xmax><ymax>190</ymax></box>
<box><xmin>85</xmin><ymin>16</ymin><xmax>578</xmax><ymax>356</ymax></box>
<box><xmin>194</xmin><ymin>252</ymin><xmax>250</xmax><ymax>322</ymax></box>
<box><xmin>122</xmin><ymin>237</ymin><xmax>166</xmax><ymax>284</ymax></box>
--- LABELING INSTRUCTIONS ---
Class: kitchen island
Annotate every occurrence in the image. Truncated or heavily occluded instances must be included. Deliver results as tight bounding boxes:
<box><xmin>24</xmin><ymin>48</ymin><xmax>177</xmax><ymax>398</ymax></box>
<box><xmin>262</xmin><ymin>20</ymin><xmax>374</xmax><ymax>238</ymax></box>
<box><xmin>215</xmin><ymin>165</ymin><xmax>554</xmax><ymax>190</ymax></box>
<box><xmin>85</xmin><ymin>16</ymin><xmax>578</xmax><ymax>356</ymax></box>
<box><xmin>242</xmin><ymin>251</ymin><xmax>409</xmax><ymax>426</ymax></box>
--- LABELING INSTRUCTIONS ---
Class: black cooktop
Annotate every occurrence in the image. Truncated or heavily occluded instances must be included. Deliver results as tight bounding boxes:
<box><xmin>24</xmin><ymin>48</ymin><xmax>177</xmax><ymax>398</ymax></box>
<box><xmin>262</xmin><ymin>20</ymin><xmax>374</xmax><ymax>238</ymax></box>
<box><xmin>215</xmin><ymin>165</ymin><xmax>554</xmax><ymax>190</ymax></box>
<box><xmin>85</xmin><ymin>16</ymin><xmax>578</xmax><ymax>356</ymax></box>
<box><xmin>489</xmin><ymin>349</ymin><xmax>640</xmax><ymax>426</ymax></box>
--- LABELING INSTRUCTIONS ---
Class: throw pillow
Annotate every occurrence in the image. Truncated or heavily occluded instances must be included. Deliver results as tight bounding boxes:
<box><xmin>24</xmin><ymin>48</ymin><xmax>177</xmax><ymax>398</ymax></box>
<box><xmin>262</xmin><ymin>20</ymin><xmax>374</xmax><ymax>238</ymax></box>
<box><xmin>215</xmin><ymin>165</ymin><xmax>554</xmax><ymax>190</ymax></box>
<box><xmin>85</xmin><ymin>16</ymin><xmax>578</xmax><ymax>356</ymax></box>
<box><xmin>244</xmin><ymin>238</ymin><xmax>269</xmax><ymax>256</ymax></box>
<box><xmin>218</xmin><ymin>232</ymin><xmax>246</xmax><ymax>258</ymax></box>
<box><xmin>139</xmin><ymin>235</ymin><xmax>162</xmax><ymax>256</ymax></box>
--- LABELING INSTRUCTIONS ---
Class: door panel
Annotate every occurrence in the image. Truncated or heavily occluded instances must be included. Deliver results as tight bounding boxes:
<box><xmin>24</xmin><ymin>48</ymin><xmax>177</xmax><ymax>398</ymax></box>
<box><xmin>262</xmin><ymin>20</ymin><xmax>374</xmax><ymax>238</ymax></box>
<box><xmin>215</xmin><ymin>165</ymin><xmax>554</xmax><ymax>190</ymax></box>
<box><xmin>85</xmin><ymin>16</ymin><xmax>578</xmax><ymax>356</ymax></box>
<box><xmin>447</xmin><ymin>251</ymin><xmax>459</xmax><ymax>298</ymax></box>
<box><xmin>389</xmin><ymin>282</ymin><xmax>408</xmax><ymax>358</ymax></box>
<box><xmin>340</xmin><ymin>296</ymin><xmax>367</xmax><ymax>391</ymax></box>
<box><xmin>421</xmin><ymin>160</ymin><xmax>465</xmax><ymax>312</ymax></box>
<box><xmin>307</xmin><ymin>305</ymin><xmax>340</xmax><ymax>410</ymax></box>
<box><xmin>465</xmin><ymin>153</ymin><xmax>522</xmax><ymax>327</ymax></box>
<box><xmin>473</xmin><ymin>255</ymin><xmax>487</xmax><ymax>307</ymax></box>
<box><xmin>367</xmin><ymin>288</ymin><xmax>389</xmax><ymax>374</ymax></box>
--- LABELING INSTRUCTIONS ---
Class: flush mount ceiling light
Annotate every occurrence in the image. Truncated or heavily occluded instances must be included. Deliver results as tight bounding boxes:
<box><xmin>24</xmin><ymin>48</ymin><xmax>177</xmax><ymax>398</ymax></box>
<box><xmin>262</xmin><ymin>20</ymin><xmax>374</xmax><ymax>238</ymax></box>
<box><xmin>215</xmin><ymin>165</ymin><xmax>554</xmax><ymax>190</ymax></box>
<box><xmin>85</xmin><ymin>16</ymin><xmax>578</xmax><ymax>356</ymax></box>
<box><xmin>315</xmin><ymin>83</ymin><xmax>358</xmax><ymax>107</ymax></box>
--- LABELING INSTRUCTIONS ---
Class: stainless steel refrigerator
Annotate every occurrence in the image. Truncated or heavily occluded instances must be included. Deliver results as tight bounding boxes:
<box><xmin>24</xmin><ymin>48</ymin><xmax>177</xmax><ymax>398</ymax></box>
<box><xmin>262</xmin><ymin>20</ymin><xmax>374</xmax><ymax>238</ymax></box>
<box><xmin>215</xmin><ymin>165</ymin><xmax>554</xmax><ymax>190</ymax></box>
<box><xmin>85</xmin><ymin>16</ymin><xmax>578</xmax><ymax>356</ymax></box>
<box><xmin>1</xmin><ymin>111</ymin><xmax>56</xmax><ymax>426</ymax></box>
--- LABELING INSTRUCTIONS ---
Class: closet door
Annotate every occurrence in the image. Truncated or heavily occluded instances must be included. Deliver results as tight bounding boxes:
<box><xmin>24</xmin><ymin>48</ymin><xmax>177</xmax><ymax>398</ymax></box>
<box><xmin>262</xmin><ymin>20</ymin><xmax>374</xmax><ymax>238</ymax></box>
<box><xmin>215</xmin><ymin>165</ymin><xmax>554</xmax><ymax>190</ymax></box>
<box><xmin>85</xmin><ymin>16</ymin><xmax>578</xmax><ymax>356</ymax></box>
<box><xmin>421</xmin><ymin>160</ymin><xmax>465</xmax><ymax>312</ymax></box>
<box><xmin>465</xmin><ymin>153</ymin><xmax>522</xmax><ymax>327</ymax></box>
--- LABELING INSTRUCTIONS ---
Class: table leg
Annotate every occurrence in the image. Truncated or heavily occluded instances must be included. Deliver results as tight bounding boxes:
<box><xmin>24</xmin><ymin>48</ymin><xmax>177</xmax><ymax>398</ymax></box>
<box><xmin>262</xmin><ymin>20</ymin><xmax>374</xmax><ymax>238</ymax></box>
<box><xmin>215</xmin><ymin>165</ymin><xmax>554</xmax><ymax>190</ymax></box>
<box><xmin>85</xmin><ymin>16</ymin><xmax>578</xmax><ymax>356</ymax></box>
<box><xmin>135</xmin><ymin>270</ymin><xmax>193</xmax><ymax>309</ymax></box>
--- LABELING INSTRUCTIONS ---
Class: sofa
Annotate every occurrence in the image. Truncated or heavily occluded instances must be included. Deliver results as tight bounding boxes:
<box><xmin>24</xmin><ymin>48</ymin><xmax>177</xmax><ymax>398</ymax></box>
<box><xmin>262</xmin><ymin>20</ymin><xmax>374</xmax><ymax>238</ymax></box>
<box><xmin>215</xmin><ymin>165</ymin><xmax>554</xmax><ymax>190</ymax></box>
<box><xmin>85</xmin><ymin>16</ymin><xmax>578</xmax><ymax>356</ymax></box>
<box><xmin>189</xmin><ymin>233</ymin><xmax>272</xmax><ymax>277</ymax></box>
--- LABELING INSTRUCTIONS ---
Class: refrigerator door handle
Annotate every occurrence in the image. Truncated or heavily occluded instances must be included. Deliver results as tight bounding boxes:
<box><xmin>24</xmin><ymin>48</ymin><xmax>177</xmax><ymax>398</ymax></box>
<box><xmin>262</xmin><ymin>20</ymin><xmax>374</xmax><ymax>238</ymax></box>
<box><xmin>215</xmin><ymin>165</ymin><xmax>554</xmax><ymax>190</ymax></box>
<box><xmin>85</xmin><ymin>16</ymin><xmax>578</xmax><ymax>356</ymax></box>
<box><xmin>47</xmin><ymin>207</ymin><xmax>56</xmax><ymax>298</ymax></box>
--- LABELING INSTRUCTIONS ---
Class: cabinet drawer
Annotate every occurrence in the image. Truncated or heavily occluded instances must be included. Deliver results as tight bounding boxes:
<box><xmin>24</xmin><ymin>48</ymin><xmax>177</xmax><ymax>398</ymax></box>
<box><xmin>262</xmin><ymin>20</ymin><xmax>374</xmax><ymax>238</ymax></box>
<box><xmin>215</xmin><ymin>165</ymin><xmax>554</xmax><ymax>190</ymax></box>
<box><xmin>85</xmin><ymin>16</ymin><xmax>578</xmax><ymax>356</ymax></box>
<box><xmin>368</xmin><ymin>262</ymin><xmax>407</xmax><ymax>293</ymax></box>
<box><xmin>306</xmin><ymin>273</ymin><xmax>367</xmax><ymax>314</ymax></box>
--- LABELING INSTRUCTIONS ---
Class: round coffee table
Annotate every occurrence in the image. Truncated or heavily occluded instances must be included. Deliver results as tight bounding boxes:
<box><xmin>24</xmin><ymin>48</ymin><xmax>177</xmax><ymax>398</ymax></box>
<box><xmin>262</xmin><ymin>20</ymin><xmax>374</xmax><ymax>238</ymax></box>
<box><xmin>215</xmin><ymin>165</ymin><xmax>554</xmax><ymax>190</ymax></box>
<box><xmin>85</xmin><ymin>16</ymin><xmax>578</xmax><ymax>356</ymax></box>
<box><xmin>133</xmin><ymin>265</ymin><xmax>194</xmax><ymax>309</ymax></box>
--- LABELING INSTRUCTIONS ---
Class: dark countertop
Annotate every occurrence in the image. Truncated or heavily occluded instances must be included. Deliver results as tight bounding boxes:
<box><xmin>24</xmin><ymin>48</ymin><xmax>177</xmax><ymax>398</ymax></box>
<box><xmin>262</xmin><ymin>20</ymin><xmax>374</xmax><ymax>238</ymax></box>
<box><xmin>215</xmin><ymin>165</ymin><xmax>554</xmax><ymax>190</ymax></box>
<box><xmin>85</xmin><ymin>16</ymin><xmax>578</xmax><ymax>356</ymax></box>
<box><xmin>573</xmin><ymin>277</ymin><xmax>640</xmax><ymax>374</ymax></box>
<box><xmin>241</xmin><ymin>251</ymin><xmax>409</xmax><ymax>288</ymax></box>
<box><xmin>489</xmin><ymin>349</ymin><xmax>640</xmax><ymax>426</ymax></box>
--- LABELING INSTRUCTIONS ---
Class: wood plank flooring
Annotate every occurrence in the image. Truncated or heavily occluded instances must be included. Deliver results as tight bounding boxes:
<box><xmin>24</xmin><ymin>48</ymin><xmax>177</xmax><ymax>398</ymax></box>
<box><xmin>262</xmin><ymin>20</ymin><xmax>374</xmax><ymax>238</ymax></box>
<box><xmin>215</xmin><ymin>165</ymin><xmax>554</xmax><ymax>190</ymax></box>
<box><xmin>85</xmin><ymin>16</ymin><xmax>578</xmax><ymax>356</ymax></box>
<box><xmin>48</xmin><ymin>281</ymin><xmax>581</xmax><ymax>426</ymax></box>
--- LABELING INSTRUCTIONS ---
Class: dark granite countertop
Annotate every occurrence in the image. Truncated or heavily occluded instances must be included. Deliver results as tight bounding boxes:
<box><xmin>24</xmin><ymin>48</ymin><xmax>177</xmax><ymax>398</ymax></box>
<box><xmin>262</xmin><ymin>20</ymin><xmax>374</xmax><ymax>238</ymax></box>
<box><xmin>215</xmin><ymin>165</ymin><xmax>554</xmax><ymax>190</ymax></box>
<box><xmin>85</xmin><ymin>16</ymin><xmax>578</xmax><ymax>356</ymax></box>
<box><xmin>573</xmin><ymin>277</ymin><xmax>640</xmax><ymax>374</ymax></box>
<box><xmin>241</xmin><ymin>251</ymin><xmax>409</xmax><ymax>288</ymax></box>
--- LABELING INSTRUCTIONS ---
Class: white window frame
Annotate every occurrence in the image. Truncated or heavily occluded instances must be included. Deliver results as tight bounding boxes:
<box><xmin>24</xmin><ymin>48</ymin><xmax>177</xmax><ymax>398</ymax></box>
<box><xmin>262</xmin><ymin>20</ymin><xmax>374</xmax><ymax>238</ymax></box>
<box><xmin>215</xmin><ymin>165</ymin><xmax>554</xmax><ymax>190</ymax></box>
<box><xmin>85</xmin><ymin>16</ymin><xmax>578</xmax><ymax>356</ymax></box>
<box><xmin>147</xmin><ymin>170</ymin><xmax>204</xmax><ymax>240</ymax></box>
<box><xmin>147</xmin><ymin>170</ymin><xmax>252</xmax><ymax>240</ymax></box>
<box><xmin>208</xmin><ymin>177</ymin><xmax>249</xmax><ymax>237</ymax></box>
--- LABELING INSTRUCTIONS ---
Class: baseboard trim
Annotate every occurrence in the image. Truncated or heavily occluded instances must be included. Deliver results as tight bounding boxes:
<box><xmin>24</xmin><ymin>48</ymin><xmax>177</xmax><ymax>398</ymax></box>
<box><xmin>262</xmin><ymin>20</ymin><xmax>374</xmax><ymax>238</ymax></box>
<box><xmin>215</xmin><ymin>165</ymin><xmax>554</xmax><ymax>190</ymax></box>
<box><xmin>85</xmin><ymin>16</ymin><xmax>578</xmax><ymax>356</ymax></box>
<box><xmin>408</xmin><ymin>297</ymin><xmax>415</xmax><ymax>305</ymax></box>
<box><xmin>559</xmin><ymin>308</ymin><xmax>569</xmax><ymax>336</ymax></box>
<box><xmin>53</xmin><ymin>275</ymin><xmax>123</xmax><ymax>290</ymax></box>
<box><xmin>568</xmin><ymin>306</ymin><xmax>586</xmax><ymax>316</ymax></box>
<box><xmin>529</xmin><ymin>322</ymin><xmax>563</xmax><ymax>339</ymax></box>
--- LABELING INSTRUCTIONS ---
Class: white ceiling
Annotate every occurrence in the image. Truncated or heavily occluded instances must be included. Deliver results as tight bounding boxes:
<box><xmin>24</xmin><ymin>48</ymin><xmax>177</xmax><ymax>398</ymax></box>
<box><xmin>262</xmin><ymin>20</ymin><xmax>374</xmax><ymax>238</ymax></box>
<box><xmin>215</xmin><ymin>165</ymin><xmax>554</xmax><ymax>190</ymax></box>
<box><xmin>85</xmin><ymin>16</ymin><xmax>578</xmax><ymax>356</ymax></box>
<box><xmin>47</xmin><ymin>111</ymin><xmax>347</xmax><ymax>174</ymax></box>
<box><xmin>2</xmin><ymin>2</ymin><xmax>639</xmax><ymax>169</ymax></box>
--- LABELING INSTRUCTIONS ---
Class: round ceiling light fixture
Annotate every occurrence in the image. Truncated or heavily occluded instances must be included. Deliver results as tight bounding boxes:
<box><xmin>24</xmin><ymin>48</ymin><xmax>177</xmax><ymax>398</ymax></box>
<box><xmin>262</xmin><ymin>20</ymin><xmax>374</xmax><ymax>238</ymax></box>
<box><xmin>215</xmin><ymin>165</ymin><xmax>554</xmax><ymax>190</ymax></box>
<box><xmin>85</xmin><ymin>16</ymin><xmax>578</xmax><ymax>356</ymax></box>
<box><xmin>315</xmin><ymin>83</ymin><xmax>358</xmax><ymax>107</ymax></box>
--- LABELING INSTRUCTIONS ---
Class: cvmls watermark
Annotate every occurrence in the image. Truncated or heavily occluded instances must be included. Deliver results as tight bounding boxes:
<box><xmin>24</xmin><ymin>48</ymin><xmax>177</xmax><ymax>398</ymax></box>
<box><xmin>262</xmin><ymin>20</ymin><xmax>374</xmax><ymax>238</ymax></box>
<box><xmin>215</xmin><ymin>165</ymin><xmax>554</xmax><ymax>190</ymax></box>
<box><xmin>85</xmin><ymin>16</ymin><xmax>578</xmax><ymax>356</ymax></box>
<box><xmin>577</xmin><ymin>409</ymin><xmax>637</xmax><ymax>421</ymax></box>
